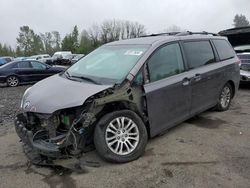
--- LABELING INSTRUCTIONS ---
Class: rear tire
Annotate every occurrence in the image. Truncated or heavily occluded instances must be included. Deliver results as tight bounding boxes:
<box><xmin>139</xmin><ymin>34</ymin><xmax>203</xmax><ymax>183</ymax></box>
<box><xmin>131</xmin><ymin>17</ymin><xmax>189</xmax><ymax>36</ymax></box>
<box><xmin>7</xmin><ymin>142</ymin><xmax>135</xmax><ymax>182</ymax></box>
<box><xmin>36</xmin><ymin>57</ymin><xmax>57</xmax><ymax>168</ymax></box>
<box><xmin>215</xmin><ymin>83</ymin><xmax>233</xmax><ymax>111</ymax></box>
<box><xmin>94</xmin><ymin>110</ymin><xmax>148</xmax><ymax>163</ymax></box>
<box><xmin>7</xmin><ymin>76</ymin><xmax>19</xmax><ymax>87</ymax></box>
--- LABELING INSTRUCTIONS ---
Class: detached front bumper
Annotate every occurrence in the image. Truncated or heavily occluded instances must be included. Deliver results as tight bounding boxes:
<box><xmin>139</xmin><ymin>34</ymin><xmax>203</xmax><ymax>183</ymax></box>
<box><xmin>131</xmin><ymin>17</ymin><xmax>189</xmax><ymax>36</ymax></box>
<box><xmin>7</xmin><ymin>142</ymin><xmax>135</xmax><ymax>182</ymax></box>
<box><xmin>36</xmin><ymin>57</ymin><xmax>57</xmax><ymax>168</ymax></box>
<box><xmin>14</xmin><ymin>114</ymin><xmax>61</xmax><ymax>158</ymax></box>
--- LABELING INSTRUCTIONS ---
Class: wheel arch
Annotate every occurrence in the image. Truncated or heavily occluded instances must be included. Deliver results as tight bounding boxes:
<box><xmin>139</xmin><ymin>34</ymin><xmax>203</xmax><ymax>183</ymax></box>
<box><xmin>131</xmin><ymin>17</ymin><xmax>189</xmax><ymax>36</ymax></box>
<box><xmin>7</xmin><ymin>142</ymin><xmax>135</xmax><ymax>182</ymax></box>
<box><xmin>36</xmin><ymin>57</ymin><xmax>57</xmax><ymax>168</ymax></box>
<box><xmin>6</xmin><ymin>74</ymin><xmax>20</xmax><ymax>80</ymax></box>
<box><xmin>95</xmin><ymin>101</ymin><xmax>151</xmax><ymax>138</ymax></box>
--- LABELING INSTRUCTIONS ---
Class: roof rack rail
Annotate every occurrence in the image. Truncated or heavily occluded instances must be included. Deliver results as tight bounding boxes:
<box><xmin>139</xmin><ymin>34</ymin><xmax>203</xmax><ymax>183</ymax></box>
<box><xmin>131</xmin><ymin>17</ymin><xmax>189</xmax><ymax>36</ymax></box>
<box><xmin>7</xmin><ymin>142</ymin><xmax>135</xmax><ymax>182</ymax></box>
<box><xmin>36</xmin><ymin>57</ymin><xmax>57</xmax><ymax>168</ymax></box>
<box><xmin>139</xmin><ymin>31</ymin><xmax>220</xmax><ymax>38</ymax></box>
<box><xmin>140</xmin><ymin>32</ymin><xmax>180</xmax><ymax>37</ymax></box>
<box><xmin>176</xmin><ymin>31</ymin><xmax>220</xmax><ymax>36</ymax></box>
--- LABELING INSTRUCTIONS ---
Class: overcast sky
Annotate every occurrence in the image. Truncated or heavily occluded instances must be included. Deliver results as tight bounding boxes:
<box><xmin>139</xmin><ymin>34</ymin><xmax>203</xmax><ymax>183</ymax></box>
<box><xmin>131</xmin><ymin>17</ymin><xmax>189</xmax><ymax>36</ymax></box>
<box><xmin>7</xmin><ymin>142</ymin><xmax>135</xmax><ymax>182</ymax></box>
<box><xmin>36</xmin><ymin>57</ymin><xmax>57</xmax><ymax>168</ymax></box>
<box><xmin>0</xmin><ymin>0</ymin><xmax>249</xmax><ymax>47</ymax></box>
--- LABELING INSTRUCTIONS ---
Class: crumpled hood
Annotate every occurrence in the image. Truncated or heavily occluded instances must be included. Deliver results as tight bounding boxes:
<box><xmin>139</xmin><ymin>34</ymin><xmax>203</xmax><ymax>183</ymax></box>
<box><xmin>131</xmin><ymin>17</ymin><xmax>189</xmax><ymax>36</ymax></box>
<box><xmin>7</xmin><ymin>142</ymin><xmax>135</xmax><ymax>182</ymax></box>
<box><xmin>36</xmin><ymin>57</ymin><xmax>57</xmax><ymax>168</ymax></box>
<box><xmin>22</xmin><ymin>74</ymin><xmax>113</xmax><ymax>114</ymax></box>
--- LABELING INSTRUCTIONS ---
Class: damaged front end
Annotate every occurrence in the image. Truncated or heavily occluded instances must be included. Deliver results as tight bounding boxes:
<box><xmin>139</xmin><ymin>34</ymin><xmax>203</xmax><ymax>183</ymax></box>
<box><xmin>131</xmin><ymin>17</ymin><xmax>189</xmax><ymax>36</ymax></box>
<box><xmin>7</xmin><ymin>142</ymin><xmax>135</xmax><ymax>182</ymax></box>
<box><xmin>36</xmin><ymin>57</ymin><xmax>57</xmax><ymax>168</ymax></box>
<box><xmin>14</xmin><ymin>78</ymin><xmax>145</xmax><ymax>170</ymax></box>
<box><xmin>15</xmin><ymin>101</ymin><xmax>98</xmax><ymax>170</ymax></box>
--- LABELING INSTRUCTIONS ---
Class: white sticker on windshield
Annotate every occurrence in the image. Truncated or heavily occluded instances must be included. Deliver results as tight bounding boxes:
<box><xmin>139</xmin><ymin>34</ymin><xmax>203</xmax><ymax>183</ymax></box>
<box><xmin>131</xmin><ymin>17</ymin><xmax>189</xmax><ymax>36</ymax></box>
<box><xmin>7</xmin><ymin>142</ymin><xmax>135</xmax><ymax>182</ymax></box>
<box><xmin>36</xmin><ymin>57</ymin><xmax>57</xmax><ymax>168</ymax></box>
<box><xmin>124</xmin><ymin>50</ymin><xmax>144</xmax><ymax>56</ymax></box>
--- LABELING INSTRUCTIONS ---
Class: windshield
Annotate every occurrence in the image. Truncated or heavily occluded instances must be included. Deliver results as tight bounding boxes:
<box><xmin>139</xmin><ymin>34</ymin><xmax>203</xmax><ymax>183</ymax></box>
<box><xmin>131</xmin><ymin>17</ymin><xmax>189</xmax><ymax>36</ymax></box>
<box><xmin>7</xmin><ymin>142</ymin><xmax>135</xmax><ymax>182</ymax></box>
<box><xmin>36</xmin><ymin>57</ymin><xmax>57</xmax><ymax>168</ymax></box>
<box><xmin>66</xmin><ymin>45</ymin><xmax>149</xmax><ymax>84</ymax></box>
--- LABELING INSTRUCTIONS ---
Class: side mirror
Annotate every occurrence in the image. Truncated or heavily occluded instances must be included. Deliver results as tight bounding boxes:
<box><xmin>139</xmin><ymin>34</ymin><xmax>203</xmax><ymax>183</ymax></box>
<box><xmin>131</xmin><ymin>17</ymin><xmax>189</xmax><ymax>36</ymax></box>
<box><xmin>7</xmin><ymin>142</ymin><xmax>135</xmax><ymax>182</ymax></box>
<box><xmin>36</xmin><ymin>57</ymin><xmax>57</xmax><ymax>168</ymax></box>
<box><xmin>46</xmin><ymin>65</ymin><xmax>50</xmax><ymax>69</ymax></box>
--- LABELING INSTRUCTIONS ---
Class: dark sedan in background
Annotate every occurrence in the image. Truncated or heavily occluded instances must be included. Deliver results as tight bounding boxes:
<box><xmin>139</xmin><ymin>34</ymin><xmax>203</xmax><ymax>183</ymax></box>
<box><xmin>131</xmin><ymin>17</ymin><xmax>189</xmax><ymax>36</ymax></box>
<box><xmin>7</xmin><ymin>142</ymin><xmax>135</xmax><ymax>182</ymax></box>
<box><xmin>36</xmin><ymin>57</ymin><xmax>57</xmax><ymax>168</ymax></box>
<box><xmin>0</xmin><ymin>60</ymin><xmax>66</xmax><ymax>87</ymax></box>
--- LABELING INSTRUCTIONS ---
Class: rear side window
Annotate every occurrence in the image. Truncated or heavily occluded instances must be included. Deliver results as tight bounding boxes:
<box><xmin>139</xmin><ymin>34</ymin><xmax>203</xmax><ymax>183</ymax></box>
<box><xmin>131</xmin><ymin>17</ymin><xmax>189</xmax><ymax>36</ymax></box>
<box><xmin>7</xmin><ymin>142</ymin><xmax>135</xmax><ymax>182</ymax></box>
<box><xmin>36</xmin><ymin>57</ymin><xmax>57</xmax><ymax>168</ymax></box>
<box><xmin>213</xmin><ymin>39</ymin><xmax>235</xmax><ymax>60</ymax></box>
<box><xmin>148</xmin><ymin>43</ymin><xmax>184</xmax><ymax>82</ymax></box>
<box><xmin>18</xmin><ymin>61</ymin><xmax>31</xmax><ymax>68</ymax></box>
<box><xmin>31</xmin><ymin>61</ymin><xmax>46</xmax><ymax>69</ymax></box>
<box><xmin>183</xmin><ymin>41</ymin><xmax>215</xmax><ymax>69</ymax></box>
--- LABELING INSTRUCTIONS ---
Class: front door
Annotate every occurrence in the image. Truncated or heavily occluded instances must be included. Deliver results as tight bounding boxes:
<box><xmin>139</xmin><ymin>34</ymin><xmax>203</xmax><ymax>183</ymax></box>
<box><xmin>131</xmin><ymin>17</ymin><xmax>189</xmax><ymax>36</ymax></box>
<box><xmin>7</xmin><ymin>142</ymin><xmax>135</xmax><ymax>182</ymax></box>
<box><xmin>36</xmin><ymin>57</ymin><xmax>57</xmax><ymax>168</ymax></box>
<box><xmin>144</xmin><ymin>43</ymin><xmax>191</xmax><ymax>137</ymax></box>
<box><xmin>30</xmin><ymin>61</ymin><xmax>50</xmax><ymax>81</ymax></box>
<box><xmin>16</xmin><ymin>61</ymin><xmax>35</xmax><ymax>82</ymax></box>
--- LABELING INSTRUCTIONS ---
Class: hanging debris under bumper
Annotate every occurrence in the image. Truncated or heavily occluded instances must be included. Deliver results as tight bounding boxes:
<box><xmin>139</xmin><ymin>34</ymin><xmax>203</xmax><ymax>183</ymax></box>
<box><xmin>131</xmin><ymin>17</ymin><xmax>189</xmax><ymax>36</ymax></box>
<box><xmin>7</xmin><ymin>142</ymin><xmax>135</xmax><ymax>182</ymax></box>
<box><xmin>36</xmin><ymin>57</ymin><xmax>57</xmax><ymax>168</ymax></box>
<box><xmin>14</xmin><ymin>111</ymin><xmax>97</xmax><ymax>171</ymax></box>
<box><xmin>15</xmin><ymin>118</ymin><xmax>61</xmax><ymax>158</ymax></box>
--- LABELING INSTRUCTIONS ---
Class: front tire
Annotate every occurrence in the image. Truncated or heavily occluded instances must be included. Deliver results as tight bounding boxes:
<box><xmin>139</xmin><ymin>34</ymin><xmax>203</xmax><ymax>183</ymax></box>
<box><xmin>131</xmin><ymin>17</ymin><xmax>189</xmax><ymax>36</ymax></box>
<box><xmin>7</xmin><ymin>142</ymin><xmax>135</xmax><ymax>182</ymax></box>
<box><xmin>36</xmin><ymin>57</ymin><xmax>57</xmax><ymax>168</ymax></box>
<box><xmin>215</xmin><ymin>83</ymin><xmax>233</xmax><ymax>111</ymax></box>
<box><xmin>7</xmin><ymin>76</ymin><xmax>19</xmax><ymax>87</ymax></box>
<box><xmin>94</xmin><ymin>110</ymin><xmax>148</xmax><ymax>163</ymax></box>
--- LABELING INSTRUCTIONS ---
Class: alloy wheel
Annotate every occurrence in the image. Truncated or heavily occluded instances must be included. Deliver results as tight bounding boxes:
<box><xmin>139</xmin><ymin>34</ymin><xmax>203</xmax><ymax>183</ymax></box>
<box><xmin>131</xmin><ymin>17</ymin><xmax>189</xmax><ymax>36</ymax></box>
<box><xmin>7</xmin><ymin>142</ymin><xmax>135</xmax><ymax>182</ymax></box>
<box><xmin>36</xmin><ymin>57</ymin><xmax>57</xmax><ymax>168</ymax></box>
<box><xmin>220</xmin><ymin>86</ymin><xmax>231</xmax><ymax>109</ymax></box>
<box><xmin>105</xmin><ymin>117</ymin><xmax>139</xmax><ymax>155</ymax></box>
<box><xmin>7</xmin><ymin>76</ymin><xmax>19</xmax><ymax>87</ymax></box>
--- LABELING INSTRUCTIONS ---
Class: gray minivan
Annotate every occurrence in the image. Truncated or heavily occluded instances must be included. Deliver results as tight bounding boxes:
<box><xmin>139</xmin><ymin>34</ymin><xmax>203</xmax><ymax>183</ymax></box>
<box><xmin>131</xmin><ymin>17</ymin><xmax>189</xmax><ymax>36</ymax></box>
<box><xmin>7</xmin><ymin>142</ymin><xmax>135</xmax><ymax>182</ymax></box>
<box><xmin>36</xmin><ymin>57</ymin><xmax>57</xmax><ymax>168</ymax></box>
<box><xmin>15</xmin><ymin>32</ymin><xmax>240</xmax><ymax>166</ymax></box>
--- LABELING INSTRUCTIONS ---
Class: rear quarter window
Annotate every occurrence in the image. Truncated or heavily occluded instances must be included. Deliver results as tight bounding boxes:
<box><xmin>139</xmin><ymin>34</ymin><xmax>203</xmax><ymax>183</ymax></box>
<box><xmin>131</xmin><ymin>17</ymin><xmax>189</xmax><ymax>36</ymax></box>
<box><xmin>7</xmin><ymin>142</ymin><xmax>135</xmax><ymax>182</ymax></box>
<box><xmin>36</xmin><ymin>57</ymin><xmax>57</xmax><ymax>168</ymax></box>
<box><xmin>18</xmin><ymin>61</ymin><xmax>31</xmax><ymax>68</ymax></box>
<box><xmin>213</xmin><ymin>39</ymin><xmax>236</xmax><ymax>60</ymax></box>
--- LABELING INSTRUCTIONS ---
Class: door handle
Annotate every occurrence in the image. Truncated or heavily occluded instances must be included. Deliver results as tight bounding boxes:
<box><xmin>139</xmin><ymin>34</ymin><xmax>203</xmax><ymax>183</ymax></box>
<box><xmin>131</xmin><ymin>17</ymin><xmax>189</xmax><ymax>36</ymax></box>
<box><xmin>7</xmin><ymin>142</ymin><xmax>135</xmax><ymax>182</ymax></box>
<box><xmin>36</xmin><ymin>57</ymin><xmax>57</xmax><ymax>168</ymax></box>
<box><xmin>193</xmin><ymin>74</ymin><xmax>201</xmax><ymax>82</ymax></box>
<box><xmin>182</xmin><ymin>77</ymin><xmax>190</xmax><ymax>86</ymax></box>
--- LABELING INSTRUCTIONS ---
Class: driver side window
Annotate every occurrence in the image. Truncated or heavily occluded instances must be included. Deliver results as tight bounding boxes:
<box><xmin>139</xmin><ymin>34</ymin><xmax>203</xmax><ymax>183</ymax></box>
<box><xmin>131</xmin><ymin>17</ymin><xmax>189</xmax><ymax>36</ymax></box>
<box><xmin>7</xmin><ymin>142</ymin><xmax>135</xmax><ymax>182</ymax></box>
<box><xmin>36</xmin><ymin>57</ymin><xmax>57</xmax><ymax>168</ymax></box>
<box><xmin>147</xmin><ymin>43</ymin><xmax>184</xmax><ymax>82</ymax></box>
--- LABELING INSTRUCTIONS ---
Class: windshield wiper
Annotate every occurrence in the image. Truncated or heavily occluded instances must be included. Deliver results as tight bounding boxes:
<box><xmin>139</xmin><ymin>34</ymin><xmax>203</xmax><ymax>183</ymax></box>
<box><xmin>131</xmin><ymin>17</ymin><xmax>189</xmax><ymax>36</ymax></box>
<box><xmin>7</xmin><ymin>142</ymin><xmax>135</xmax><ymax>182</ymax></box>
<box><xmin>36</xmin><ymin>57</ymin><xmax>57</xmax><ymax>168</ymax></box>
<box><xmin>64</xmin><ymin>71</ymin><xmax>72</xmax><ymax>79</ymax></box>
<box><xmin>64</xmin><ymin>71</ymin><xmax>71</xmax><ymax>78</ymax></box>
<box><xmin>71</xmin><ymin>75</ymin><xmax>100</xmax><ymax>85</ymax></box>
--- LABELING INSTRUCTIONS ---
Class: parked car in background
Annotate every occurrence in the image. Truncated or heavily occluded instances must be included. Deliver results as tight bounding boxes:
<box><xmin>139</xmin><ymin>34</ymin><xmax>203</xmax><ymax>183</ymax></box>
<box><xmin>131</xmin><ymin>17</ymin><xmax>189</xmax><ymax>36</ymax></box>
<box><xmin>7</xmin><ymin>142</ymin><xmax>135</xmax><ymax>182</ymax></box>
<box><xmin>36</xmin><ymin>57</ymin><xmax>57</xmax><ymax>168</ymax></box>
<box><xmin>61</xmin><ymin>54</ymin><xmax>85</xmax><ymax>65</ymax></box>
<box><xmin>14</xmin><ymin>57</ymin><xmax>30</xmax><ymax>61</ymax></box>
<box><xmin>234</xmin><ymin>45</ymin><xmax>250</xmax><ymax>82</ymax></box>
<box><xmin>219</xmin><ymin>26</ymin><xmax>250</xmax><ymax>82</ymax></box>
<box><xmin>0</xmin><ymin>60</ymin><xmax>66</xmax><ymax>87</ymax></box>
<box><xmin>2</xmin><ymin>56</ymin><xmax>14</xmax><ymax>62</ymax></box>
<box><xmin>15</xmin><ymin>32</ymin><xmax>239</xmax><ymax>167</ymax></box>
<box><xmin>49</xmin><ymin>51</ymin><xmax>72</xmax><ymax>66</ymax></box>
<box><xmin>29</xmin><ymin>54</ymin><xmax>51</xmax><ymax>64</ymax></box>
<box><xmin>0</xmin><ymin>58</ymin><xmax>7</xmax><ymax>66</ymax></box>
<box><xmin>61</xmin><ymin>53</ymin><xmax>76</xmax><ymax>65</ymax></box>
<box><xmin>71</xmin><ymin>54</ymin><xmax>85</xmax><ymax>64</ymax></box>
<box><xmin>0</xmin><ymin>56</ymin><xmax>14</xmax><ymax>66</ymax></box>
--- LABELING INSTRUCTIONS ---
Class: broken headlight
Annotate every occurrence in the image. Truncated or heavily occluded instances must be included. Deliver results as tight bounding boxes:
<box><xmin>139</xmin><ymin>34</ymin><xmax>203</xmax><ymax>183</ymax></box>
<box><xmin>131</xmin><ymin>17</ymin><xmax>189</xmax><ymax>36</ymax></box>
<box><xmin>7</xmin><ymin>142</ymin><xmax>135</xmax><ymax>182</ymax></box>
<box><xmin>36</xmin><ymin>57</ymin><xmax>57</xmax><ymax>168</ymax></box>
<box><xmin>20</xmin><ymin>87</ymin><xmax>31</xmax><ymax>109</ymax></box>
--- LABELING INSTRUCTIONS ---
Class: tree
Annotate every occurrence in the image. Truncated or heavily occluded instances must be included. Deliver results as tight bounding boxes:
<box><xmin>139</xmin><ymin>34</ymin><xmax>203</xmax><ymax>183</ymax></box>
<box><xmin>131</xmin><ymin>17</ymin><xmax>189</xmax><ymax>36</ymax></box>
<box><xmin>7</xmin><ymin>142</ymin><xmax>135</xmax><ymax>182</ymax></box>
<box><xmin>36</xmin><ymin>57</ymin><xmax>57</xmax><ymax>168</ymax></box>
<box><xmin>31</xmin><ymin>34</ymin><xmax>44</xmax><ymax>55</ymax></box>
<box><xmin>164</xmin><ymin>25</ymin><xmax>182</xmax><ymax>32</ymax></box>
<box><xmin>0</xmin><ymin>43</ymin><xmax>15</xmax><ymax>56</ymax></box>
<box><xmin>0</xmin><ymin>20</ymin><xmax>147</xmax><ymax>57</ymax></box>
<box><xmin>61</xmin><ymin>26</ymin><xmax>79</xmax><ymax>53</ymax></box>
<box><xmin>40</xmin><ymin>32</ymin><xmax>54</xmax><ymax>55</ymax></box>
<box><xmin>40</xmin><ymin>31</ymin><xmax>62</xmax><ymax>55</ymax></box>
<box><xmin>61</xmin><ymin>34</ymin><xmax>74</xmax><ymax>52</ymax></box>
<box><xmin>120</xmin><ymin>20</ymin><xmax>146</xmax><ymax>39</ymax></box>
<box><xmin>233</xmin><ymin>14</ymin><xmax>250</xmax><ymax>28</ymax></box>
<box><xmin>16</xmin><ymin>26</ymin><xmax>44</xmax><ymax>56</ymax></box>
<box><xmin>100</xmin><ymin>20</ymin><xmax>121</xmax><ymax>43</ymax></box>
<box><xmin>88</xmin><ymin>24</ymin><xmax>101</xmax><ymax>48</ymax></box>
<box><xmin>52</xmin><ymin>31</ymin><xmax>61</xmax><ymax>51</ymax></box>
<box><xmin>15</xmin><ymin>46</ymin><xmax>23</xmax><ymax>56</ymax></box>
<box><xmin>72</xmin><ymin>25</ymin><xmax>79</xmax><ymax>52</ymax></box>
<box><xmin>78</xmin><ymin>30</ymin><xmax>94</xmax><ymax>54</ymax></box>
